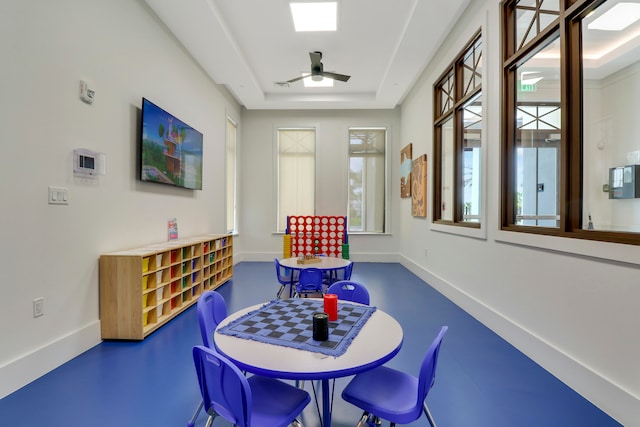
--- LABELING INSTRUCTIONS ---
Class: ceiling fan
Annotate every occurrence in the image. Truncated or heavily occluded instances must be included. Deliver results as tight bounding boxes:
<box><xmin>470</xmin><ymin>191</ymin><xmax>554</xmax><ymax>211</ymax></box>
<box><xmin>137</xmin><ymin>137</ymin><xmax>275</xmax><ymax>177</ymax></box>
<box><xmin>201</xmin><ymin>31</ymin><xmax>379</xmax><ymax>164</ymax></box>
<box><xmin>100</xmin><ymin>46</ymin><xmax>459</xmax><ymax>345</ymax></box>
<box><xmin>283</xmin><ymin>51</ymin><xmax>351</xmax><ymax>84</ymax></box>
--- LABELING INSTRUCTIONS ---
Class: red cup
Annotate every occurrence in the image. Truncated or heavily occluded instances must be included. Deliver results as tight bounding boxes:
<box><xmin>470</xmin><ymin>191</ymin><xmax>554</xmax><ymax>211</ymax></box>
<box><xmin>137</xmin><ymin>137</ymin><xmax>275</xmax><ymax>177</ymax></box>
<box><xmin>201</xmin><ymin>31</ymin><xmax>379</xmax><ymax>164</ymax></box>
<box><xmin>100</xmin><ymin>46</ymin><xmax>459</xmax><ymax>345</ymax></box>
<box><xmin>324</xmin><ymin>293</ymin><xmax>338</xmax><ymax>321</ymax></box>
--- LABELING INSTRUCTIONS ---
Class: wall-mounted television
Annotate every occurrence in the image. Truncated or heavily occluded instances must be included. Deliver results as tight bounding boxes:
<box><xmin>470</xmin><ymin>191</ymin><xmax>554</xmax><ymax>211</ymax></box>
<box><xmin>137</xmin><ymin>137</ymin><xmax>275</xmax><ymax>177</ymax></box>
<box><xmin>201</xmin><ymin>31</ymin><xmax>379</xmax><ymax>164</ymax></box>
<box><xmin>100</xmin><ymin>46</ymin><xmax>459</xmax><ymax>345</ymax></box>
<box><xmin>140</xmin><ymin>98</ymin><xmax>203</xmax><ymax>190</ymax></box>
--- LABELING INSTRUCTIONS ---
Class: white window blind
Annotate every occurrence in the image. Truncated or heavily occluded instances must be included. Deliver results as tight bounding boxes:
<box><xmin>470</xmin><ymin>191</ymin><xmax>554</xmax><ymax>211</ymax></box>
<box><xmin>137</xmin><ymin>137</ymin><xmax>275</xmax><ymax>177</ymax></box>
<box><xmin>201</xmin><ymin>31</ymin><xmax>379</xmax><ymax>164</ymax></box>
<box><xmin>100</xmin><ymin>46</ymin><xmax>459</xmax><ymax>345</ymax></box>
<box><xmin>277</xmin><ymin>128</ymin><xmax>316</xmax><ymax>232</ymax></box>
<box><xmin>226</xmin><ymin>118</ymin><xmax>237</xmax><ymax>233</ymax></box>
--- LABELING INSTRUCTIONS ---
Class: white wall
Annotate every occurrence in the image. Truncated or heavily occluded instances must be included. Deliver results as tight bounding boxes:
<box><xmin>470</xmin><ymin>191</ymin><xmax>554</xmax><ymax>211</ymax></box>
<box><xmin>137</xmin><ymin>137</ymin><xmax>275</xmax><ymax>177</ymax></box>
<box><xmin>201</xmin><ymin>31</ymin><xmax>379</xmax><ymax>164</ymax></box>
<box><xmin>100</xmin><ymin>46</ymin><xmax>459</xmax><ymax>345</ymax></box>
<box><xmin>238</xmin><ymin>108</ymin><xmax>401</xmax><ymax>262</ymax></box>
<box><xmin>398</xmin><ymin>1</ymin><xmax>640</xmax><ymax>425</ymax></box>
<box><xmin>0</xmin><ymin>0</ymin><xmax>240</xmax><ymax>398</ymax></box>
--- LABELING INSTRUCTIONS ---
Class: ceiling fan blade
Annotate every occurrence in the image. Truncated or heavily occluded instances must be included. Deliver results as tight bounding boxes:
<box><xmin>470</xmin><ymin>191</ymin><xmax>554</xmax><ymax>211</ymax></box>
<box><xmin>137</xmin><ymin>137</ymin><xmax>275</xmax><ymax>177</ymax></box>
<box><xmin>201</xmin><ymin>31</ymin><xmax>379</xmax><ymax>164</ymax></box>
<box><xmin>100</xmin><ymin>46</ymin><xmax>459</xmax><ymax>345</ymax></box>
<box><xmin>322</xmin><ymin>71</ymin><xmax>351</xmax><ymax>82</ymax></box>
<box><xmin>309</xmin><ymin>51</ymin><xmax>322</xmax><ymax>68</ymax></box>
<box><xmin>285</xmin><ymin>74</ymin><xmax>310</xmax><ymax>84</ymax></box>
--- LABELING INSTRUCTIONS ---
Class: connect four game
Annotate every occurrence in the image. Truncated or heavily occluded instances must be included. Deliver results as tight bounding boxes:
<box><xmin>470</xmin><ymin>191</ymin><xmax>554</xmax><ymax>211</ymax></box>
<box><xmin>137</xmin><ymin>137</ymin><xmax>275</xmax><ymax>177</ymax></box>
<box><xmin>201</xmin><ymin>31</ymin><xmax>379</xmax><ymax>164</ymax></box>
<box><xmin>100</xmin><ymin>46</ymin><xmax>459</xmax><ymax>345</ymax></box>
<box><xmin>217</xmin><ymin>299</ymin><xmax>376</xmax><ymax>357</ymax></box>
<box><xmin>286</xmin><ymin>215</ymin><xmax>348</xmax><ymax>258</ymax></box>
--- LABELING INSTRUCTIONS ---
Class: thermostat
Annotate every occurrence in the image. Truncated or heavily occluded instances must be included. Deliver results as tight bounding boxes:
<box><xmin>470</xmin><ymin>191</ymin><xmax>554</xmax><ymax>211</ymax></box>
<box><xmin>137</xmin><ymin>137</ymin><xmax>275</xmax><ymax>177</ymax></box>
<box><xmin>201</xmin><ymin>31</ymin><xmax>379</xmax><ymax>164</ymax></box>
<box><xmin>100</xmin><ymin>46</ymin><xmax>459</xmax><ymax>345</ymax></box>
<box><xmin>74</xmin><ymin>148</ymin><xmax>106</xmax><ymax>176</ymax></box>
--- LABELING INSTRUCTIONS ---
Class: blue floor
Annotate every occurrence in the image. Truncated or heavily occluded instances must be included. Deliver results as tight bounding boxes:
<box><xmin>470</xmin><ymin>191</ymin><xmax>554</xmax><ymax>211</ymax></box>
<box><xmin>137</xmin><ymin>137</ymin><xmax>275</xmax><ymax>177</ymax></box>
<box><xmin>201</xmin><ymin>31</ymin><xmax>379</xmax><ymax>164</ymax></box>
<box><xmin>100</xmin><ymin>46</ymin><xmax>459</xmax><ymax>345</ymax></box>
<box><xmin>0</xmin><ymin>262</ymin><xmax>621</xmax><ymax>427</ymax></box>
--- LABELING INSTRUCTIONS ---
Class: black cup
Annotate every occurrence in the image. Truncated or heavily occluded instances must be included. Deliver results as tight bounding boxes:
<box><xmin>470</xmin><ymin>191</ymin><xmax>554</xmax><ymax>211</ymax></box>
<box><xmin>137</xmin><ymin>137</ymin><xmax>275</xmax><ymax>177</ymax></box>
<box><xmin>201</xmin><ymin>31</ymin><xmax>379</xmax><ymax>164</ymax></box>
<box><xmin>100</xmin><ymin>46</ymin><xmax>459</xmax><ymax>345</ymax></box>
<box><xmin>312</xmin><ymin>312</ymin><xmax>329</xmax><ymax>341</ymax></box>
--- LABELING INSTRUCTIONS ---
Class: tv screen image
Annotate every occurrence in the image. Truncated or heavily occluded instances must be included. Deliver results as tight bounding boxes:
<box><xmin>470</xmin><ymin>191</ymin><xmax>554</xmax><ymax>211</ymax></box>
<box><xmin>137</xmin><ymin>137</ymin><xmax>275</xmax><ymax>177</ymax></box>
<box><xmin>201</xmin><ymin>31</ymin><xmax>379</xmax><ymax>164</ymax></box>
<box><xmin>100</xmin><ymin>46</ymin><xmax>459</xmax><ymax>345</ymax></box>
<box><xmin>140</xmin><ymin>98</ymin><xmax>203</xmax><ymax>190</ymax></box>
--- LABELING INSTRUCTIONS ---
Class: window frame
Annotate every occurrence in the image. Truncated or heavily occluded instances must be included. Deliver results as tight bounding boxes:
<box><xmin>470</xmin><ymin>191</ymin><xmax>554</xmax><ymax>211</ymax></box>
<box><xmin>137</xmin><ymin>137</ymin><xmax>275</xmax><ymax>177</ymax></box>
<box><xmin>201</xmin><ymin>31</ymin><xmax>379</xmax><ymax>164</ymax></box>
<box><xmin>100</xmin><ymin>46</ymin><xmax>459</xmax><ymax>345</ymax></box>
<box><xmin>501</xmin><ymin>0</ymin><xmax>640</xmax><ymax>246</ymax></box>
<box><xmin>433</xmin><ymin>30</ymin><xmax>483</xmax><ymax>228</ymax></box>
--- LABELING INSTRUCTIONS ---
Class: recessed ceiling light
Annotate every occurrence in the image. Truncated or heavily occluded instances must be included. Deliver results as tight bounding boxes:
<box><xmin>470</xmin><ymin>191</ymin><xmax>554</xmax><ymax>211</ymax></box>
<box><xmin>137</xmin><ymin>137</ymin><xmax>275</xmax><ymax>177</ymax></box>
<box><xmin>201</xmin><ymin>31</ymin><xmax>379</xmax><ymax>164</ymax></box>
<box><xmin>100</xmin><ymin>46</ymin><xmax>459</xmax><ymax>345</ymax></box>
<box><xmin>290</xmin><ymin>2</ymin><xmax>337</xmax><ymax>32</ymax></box>
<box><xmin>587</xmin><ymin>2</ymin><xmax>640</xmax><ymax>31</ymax></box>
<box><xmin>303</xmin><ymin>74</ymin><xmax>334</xmax><ymax>87</ymax></box>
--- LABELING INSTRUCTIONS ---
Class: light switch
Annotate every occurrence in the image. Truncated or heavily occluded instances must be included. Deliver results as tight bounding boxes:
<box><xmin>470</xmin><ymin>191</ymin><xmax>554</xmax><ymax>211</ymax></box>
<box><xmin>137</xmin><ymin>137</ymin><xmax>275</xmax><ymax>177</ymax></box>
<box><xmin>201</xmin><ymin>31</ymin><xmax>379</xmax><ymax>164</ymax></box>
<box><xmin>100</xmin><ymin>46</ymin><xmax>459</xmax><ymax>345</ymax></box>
<box><xmin>48</xmin><ymin>186</ymin><xmax>69</xmax><ymax>205</ymax></box>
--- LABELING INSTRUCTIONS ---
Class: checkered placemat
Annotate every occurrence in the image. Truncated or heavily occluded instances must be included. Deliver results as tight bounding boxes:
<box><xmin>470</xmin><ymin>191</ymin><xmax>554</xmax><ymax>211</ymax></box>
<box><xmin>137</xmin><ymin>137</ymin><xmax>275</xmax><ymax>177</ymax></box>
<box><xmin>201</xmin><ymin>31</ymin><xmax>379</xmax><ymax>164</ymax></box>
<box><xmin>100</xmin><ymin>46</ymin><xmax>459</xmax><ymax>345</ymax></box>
<box><xmin>217</xmin><ymin>298</ymin><xmax>376</xmax><ymax>357</ymax></box>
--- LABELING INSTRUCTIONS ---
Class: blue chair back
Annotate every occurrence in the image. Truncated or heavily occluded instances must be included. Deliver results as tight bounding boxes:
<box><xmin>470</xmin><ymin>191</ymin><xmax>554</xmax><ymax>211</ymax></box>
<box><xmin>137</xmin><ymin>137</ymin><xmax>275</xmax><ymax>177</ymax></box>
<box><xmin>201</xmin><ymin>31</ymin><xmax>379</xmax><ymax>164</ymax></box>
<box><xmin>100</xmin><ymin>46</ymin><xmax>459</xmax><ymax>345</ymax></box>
<box><xmin>296</xmin><ymin>268</ymin><xmax>324</xmax><ymax>294</ymax></box>
<box><xmin>197</xmin><ymin>291</ymin><xmax>227</xmax><ymax>349</ymax></box>
<box><xmin>274</xmin><ymin>258</ymin><xmax>292</xmax><ymax>285</ymax></box>
<box><xmin>192</xmin><ymin>345</ymin><xmax>252</xmax><ymax>426</ymax></box>
<box><xmin>327</xmin><ymin>280</ymin><xmax>370</xmax><ymax>305</ymax></box>
<box><xmin>418</xmin><ymin>326</ymin><xmax>448</xmax><ymax>405</ymax></box>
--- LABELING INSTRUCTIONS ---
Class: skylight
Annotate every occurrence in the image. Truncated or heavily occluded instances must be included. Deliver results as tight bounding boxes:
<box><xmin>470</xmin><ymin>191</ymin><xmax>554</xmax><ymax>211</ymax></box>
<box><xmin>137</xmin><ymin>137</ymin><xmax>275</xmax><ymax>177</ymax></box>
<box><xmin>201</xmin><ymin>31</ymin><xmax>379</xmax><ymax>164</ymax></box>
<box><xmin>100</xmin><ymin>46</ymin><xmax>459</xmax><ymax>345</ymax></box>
<box><xmin>290</xmin><ymin>2</ymin><xmax>337</xmax><ymax>32</ymax></box>
<box><xmin>587</xmin><ymin>2</ymin><xmax>640</xmax><ymax>31</ymax></box>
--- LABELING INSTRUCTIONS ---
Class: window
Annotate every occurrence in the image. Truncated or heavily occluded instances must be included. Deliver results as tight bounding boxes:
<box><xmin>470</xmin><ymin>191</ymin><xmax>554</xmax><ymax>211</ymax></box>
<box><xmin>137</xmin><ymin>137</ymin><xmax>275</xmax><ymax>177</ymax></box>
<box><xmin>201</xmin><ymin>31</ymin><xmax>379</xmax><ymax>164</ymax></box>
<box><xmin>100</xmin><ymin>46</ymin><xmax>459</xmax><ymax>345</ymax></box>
<box><xmin>434</xmin><ymin>32</ymin><xmax>482</xmax><ymax>226</ymax></box>
<box><xmin>348</xmin><ymin>128</ymin><xmax>386</xmax><ymax>233</ymax></box>
<box><xmin>225</xmin><ymin>117</ymin><xmax>237</xmax><ymax>233</ymax></box>
<box><xmin>277</xmin><ymin>128</ymin><xmax>315</xmax><ymax>232</ymax></box>
<box><xmin>502</xmin><ymin>0</ymin><xmax>640</xmax><ymax>244</ymax></box>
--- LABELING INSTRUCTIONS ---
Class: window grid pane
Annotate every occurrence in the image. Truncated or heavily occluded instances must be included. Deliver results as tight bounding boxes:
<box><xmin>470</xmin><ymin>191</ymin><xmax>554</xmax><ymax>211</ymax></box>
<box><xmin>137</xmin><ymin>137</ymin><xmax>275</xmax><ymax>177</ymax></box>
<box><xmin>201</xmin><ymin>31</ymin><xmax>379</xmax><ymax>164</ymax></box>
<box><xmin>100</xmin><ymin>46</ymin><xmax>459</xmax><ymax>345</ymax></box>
<box><xmin>515</xmin><ymin>0</ymin><xmax>560</xmax><ymax>51</ymax></box>
<box><xmin>514</xmin><ymin>36</ymin><xmax>561</xmax><ymax>228</ymax></box>
<box><xmin>348</xmin><ymin>128</ymin><xmax>386</xmax><ymax>233</ymax></box>
<box><xmin>437</xmin><ymin>72</ymin><xmax>455</xmax><ymax>117</ymax></box>
<box><xmin>462</xmin><ymin>95</ymin><xmax>482</xmax><ymax>223</ymax></box>
<box><xmin>581</xmin><ymin>2</ymin><xmax>640</xmax><ymax>234</ymax></box>
<box><xmin>440</xmin><ymin>118</ymin><xmax>455</xmax><ymax>221</ymax></box>
<box><xmin>462</xmin><ymin>38</ymin><xmax>482</xmax><ymax>97</ymax></box>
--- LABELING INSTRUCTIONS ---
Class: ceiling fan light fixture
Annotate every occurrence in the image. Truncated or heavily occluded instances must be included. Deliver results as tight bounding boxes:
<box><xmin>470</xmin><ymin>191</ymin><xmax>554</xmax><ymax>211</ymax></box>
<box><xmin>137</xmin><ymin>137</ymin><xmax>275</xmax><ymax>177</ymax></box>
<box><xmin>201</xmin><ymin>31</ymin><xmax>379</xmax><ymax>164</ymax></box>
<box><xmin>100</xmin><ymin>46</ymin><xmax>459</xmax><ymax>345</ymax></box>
<box><xmin>290</xmin><ymin>2</ymin><xmax>337</xmax><ymax>32</ymax></box>
<box><xmin>304</xmin><ymin>74</ymin><xmax>333</xmax><ymax>87</ymax></box>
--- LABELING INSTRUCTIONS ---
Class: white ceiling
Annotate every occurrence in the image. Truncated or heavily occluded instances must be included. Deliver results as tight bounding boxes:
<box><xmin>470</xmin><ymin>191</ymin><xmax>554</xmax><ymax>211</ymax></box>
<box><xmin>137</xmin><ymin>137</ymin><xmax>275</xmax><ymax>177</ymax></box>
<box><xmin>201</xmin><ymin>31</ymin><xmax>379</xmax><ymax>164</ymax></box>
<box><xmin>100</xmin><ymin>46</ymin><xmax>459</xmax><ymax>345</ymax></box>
<box><xmin>144</xmin><ymin>0</ymin><xmax>471</xmax><ymax>110</ymax></box>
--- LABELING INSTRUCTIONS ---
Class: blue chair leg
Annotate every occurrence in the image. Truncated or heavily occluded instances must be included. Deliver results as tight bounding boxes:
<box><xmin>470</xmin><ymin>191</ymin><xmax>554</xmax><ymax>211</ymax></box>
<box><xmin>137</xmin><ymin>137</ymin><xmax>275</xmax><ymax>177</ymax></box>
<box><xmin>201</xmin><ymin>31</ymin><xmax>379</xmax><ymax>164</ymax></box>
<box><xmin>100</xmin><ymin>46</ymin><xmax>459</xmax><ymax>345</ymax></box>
<box><xmin>423</xmin><ymin>402</ymin><xmax>438</xmax><ymax>427</ymax></box>
<box><xmin>187</xmin><ymin>400</ymin><xmax>203</xmax><ymax>427</ymax></box>
<box><xmin>355</xmin><ymin>412</ymin><xmax>369</xmax><ymax>427</ymax></box>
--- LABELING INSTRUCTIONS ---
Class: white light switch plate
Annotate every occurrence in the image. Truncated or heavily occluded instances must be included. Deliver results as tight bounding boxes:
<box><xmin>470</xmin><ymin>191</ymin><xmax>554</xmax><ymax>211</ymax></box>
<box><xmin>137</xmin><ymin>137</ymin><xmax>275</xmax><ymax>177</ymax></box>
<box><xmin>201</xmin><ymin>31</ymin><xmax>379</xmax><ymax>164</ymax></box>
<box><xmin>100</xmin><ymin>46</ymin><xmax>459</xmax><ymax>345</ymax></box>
<box><xmin>48</xmin><ymin>186</ymin><xmax>69</xmax><ymax>205</ymax></box>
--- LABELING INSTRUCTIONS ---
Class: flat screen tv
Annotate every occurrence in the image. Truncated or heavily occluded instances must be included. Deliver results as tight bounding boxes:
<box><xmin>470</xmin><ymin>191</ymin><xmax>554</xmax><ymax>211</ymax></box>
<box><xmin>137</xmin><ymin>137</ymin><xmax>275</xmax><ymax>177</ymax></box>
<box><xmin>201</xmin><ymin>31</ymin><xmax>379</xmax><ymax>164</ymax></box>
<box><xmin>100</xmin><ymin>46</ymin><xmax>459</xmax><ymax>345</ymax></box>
<box><xmin>140</xmin><ymin>98</ymin><xmax>203</xmax><ymax>190</ymax></box>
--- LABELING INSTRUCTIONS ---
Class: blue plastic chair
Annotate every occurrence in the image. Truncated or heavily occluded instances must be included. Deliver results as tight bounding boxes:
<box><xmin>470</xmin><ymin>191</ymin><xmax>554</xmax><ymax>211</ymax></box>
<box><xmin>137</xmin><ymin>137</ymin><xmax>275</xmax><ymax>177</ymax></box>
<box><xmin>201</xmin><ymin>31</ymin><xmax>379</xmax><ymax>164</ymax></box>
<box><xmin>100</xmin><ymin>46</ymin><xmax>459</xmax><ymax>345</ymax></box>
<box><xmin>188</xmin><ymin>291</ymin><xmax>228</xmax><ymax>427</ymax></box>
<box><xmin>326</xmin><ymin>280</ymin><xmax>370</xmax><ymax>305</ymax></box>
<box><xmin>327</xmin><ymin>261</ymin><xmax>353</xmax><ymax>285</ymax></box>
<box><xmin>341</xmin><ymin>326</ymin><xmax>448</xmax><ymax>427</ymax></box>
<box><xmin>197</xmin><ymin>290</ymin><xmax>228</xmax><ymax>349</ymax></box>
<box><xmin>192</xmin><ymin>345</ymin><xmax>311</xmax><ymax>427</ymax></box>
<box><xmin>295</xmin><ymin>268</ymin><xmax>324</xmax><ymax>297</ymax></box>
<box><xmin>343</xmin><ymin>262</ymin><xmax>354</xmax><ymax>280</ymax></box>
<box><xmin>275</xmin><ymin>258</ymin><xmax>297</xmax><ymax>298</ymax></box>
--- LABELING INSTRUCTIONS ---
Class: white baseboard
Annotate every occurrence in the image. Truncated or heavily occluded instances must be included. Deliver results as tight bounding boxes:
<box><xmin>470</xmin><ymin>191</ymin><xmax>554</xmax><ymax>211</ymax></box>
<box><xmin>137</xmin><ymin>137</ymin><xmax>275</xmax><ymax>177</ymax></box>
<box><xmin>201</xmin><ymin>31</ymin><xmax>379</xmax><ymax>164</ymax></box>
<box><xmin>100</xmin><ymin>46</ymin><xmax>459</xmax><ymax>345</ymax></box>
<box><xmin>0</xmin><ymin>321</ymin><xmax>101</xmax><ymax>399</ymax></box>
<box><xmin>399</xmin><ymin>254</ymin><xmax>638</xmax><ymax>427</ymax></box>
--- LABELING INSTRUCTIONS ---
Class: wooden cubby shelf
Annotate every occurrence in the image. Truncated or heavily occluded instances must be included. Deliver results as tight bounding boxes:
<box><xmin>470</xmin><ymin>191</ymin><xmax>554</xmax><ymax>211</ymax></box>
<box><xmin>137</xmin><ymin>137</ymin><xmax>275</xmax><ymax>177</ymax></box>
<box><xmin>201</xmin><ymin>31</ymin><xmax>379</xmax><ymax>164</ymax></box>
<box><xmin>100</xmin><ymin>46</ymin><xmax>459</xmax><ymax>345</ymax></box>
<box><xmin>99</xmin><ymin>234</ymin><xmax>233</xmax><ymax>340</ymax></box>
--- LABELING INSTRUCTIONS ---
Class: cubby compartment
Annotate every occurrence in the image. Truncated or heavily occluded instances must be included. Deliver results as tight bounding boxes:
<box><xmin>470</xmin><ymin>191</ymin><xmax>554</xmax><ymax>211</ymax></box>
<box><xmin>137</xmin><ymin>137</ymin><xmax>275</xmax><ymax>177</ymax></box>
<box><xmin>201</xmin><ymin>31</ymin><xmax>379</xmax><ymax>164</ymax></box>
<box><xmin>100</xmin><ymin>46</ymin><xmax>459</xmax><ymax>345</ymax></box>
<box><xmin>143</xmin><ymin>304</ymin><xmax>157</xmax><ymax>328</ymax></box>
<box><xmin>142</xmin><ymin>257</ymin><xmax>150</xmax><ymax>273</ymax></box>
<box><xmin>142</xmin><ymin>274</ymin><xmax>150</xmax><ymax>290</ymax></box>
<box><xmin>182</xmin><ymin>246</ymin><xmax>192</xmax><ymax>260</ymax></box>
<box><xmin>100</xmin><ymin>234</ymin><xmax>232</xmax><ymax>340</ymax></box>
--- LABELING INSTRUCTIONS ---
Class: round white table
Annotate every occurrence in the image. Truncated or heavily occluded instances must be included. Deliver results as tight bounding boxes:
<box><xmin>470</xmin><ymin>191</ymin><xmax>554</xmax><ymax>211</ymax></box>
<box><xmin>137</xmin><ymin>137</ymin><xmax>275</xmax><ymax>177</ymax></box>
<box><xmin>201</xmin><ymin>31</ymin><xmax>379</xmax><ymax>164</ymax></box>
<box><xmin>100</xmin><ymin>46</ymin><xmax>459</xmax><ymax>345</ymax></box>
<box><xmin>279</xmin><ymin>256</ymin><xmax>352</xmax><ymax>271</ymax></box>
<box><xmin>215</xmin><ymin>301</ymin><xmax>403</xmax><ymax>427</ymax></box>
<box><xmin>279</xmin><ymin>256</ymin><xmax>353</xmax><ymax>297</ymax></box>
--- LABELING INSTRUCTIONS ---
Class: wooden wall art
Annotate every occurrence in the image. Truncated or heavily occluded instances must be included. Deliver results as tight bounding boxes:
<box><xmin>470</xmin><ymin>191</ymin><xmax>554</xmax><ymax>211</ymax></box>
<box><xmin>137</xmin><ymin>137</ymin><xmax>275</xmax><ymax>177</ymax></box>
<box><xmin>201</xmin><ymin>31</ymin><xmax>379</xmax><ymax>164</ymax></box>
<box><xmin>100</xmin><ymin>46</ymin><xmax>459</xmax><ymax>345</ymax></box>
<box><xmin>400</xmin><ymin>143</ymin><xmax>412</xmax><ymax>198</ymax></box>
<box><xmin>411</xmin><ymin>154</ymin><xmax>427</xmax><ymax>217</ymax></box>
